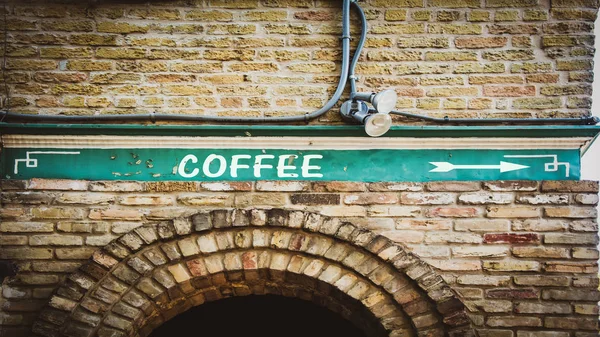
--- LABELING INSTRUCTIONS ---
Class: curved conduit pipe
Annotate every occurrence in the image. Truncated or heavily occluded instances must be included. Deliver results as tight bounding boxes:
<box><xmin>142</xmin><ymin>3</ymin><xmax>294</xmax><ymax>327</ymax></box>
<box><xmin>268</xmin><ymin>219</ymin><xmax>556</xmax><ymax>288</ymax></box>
<box><xmin>0</xmin><ymin>0</ymin><xmax>358</xmax><ymax>124</ymax></box>
<box><xmin>0</xmin><ymin>0</ymin><xmax>597</xmax><ymax>127</ymax></box>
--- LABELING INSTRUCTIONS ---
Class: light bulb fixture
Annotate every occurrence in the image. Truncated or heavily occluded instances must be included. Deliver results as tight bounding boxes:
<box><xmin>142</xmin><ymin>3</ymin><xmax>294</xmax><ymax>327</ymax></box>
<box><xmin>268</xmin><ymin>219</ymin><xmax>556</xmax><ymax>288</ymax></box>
<box><xmin>364</xmin><ymin>113</ymin><xmax>392</xmax><ymax>137</ymax></box>
<box><xmin>341</xmin><ymin>100</ymin><xmax>392</xmax><ymax>137</ymax></box>
<box><xmin>352</xmin><ymin>89</ymin><xmax>398</xmax><ymax>114</ymax></box>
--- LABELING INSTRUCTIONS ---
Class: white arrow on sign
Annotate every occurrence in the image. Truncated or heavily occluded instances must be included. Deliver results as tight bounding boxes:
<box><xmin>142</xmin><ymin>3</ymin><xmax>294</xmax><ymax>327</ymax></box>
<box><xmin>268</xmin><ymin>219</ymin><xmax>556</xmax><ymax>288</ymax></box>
<box><xmin>429</xmin><ymin>161</ymin><xmax>530</xmax><ymax>173</ymax></box>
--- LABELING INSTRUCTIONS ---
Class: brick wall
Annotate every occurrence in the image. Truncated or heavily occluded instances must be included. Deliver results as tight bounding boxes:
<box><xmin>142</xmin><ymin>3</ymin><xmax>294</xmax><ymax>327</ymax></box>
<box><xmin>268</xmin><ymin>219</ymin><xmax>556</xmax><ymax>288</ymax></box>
<box><xmin>0</xmin><ymin>179</ymin><xmax>598</xmax><ymax>335</ymax></box>
<box><xmin>1</xmin><ymin>0</ymin><xmax>598</xmax><ymax>121</ymax></box>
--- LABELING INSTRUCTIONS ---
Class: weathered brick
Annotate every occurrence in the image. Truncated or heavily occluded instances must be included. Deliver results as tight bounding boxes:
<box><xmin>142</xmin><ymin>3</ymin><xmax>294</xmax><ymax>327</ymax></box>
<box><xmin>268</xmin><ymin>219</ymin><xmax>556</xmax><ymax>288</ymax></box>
<box><xmin>452</xmin><ymin>246</ymin><xmax>508</xmax><ymax>258</ymax></box>
<box><xmin>570</xmin><ymin>220</ymin><xmax>598</xmax><ymax>232</ymax></box>
<box><xmin>428</xmin><ymin>23</ymin><xmax>482</xmax><ymax>34</ymax></box>
<box><xmin>515</xmin><ymin>302</ymin><xmax>571</xmax><ymax>314</ymax></box>
<box><xmin>454</xmin><ymin>219</ymin><xmax>509</xmax><ymax>232</ymax></box>
<box><xmin>483</xmin><ymin>181</ymin><xmax>539</xmax><ymax>191</ymax></box>
<box><xmin>487</xmin><ymin>288</ymin><xmax>539</xmax><ymax>300</ymax></box>
<box><xmin>483</xmin><ymin>260</ymin><xmax>540</xmax><ymax>272</ymax></box>
<box><xmin>290</xmin><ymin>194</ymin><xmax>340</xmax><ymax>205</ymax></box>
<box><xmin>512</xmin><ymin>246</ymin><xmax>570</xmax><ymax>258</ymax></box>
<box><xmin>541</xmin><ymin>181</ymin><xmax>598</xmax><ymax>192</ymax></box>
<box><xmin>544</xmin><ymin>317</ymin><xmax>598</xmax><ymax>330</ymax></box>
<box><xmin>457</xmin><ymin>275</ymin><xmax>510</xmax><ymax>286</ymax></box>
<box><xmin>514</xmin><ymin>275</ymin><xmax>569</xmax><ymax>287</ymax></box>
<box><xmin>487</xmin><ymin>206</ymin><xmax>539</xmax><ymax>218</ymax></box>
<box><xmin>400</xmin><ymin>193</ymin><xmax>454</xmax><ymax>205</ymax></box>
<box><xmin>484</xmin><ymin>233</ymin><xmax>540</xmax><ymax>244</ymax></box>
<box><xmin>544</xmin><ymin>261</ymin><xmax>597</xmax><ymax>273</ymax></box>
<box><xmin>30</xmin><ymin>235</ymin><xmax>83</xmax><ymax>246</ymax></box>
<box><xmin>572</xmin><ymin>247</ymin><xmax>599</xmax><ymax>259</ymax></box>
<box><xmin>544</xmin><ymin>233</ymin><xmax>598</xmax><ymax>245</ymax></box>
<box><xmin>32</xmin><ymin>207</ymin><xmax>86</xmax><ymax>220</ymax></box>
<box><xmin>0</xmin><ymin>248</ymin><xmax>53</xmax><ymax>260</ymax></box>
<box><xmin>344</xmin><ymin>194</ymin><xmax>399</xmax><ymax>205</ymax></box>
<box><xmin>426</xmin><ymin>182</ymin><xmax>480</xmax><ymax>192</ymax></box>
<box><xmin>512</xmin><ymin>219</ymin><xmax>567</xmax><ymax>232</ymax></box>
<box><xmin>425</xmin><ymin>232</ymin><xmax>482</xmax><ymax>244</ymax></box>
<box><xmin>456</xmin><ymin>37</ymin><xmax>507</xmax><ymax>49</ymax></box>
<box><xmin>487</xmin><ymin>315</ymin><xmax>542</xmax><ymax>328</ymax></box>
<box><xmin>544</xmin><ymin>207</ymin><xmax>597</xmax><ymax>218</ymax></box>
<box><xmin>459</xmin><ymin>192</ymin><xmax>513</xmax><ymax>205</ymax></box>
<box><xmin>427</xmin><ymin>207</ymin><xmax>480</xmax><ymax>218</ymax></box>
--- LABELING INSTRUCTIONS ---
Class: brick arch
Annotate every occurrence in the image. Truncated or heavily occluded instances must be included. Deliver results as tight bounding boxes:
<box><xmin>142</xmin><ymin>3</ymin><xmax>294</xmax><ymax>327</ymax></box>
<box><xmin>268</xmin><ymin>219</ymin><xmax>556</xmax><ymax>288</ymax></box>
<box><xmin>31</xmin><ymin>209</ymin><xmax>475</xmax><ymax>337</ymax></box>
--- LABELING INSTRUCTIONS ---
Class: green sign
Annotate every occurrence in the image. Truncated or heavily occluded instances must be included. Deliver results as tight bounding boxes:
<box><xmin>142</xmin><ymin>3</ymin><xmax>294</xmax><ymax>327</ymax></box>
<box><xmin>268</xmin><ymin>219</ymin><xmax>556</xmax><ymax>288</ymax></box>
<box><xmin>1</xmin><ymin>148</ymin><xmax>580</xmax><ymax>182</ymax></box>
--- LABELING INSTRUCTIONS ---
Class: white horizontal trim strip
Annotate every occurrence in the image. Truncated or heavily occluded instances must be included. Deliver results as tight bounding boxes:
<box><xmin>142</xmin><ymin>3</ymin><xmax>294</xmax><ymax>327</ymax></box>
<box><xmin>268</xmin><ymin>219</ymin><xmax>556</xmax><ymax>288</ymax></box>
<box><xmin>2</xmin><ymin>135</ymin><xmax>591</xmax><ymax>150</ymax></box>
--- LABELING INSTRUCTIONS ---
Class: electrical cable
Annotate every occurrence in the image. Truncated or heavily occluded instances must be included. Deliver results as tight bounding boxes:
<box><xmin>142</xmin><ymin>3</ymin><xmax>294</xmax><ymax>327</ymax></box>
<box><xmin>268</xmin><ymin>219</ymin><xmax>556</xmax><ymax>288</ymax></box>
<box><xmin>386</xmin><ymin>110</ymin><xmax>599</xmax><ymax>125</ymax></box>
<box><xmin>0</xmin><ymin>0</ymin><xmax>357</xmax><ymax>124</ymax></box>
<box><xmin>349</xmin><ymin>1</ymin><xmax>367</xmax><ymax>96</ymax></box>
<box><xmin>0</xmin><ymin>0</ymin><xmax>596</xmax><ymax>127</ymax></box>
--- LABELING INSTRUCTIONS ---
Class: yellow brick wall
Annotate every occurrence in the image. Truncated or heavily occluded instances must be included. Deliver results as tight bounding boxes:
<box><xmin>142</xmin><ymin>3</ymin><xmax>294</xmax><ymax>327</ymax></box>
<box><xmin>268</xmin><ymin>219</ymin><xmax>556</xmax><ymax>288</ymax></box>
<box><xmin>1</xmin><ymin>0</ymin><xmax>597</xmax><ymax>123</ymax></box>
<box><xmin>0</xmin><ymin>179</ymin><xmax>598</xmax><ymax>335</ymax></box>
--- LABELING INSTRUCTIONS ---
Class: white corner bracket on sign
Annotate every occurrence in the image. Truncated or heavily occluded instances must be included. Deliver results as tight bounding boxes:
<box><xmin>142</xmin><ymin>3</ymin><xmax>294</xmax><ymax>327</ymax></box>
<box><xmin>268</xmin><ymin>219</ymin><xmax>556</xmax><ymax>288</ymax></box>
<box><xmin>14</xmin><ymin>151</ymin><xmax>81</xmax><ymax>175</ymax></box>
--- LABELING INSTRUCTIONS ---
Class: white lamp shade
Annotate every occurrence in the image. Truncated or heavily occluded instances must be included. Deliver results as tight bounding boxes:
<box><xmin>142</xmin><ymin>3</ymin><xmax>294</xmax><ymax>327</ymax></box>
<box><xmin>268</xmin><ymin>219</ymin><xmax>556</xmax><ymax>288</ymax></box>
<box><xmin>364</xmin><ymin>113</ymin><xmax>392</xmax><ymax>137</ymax></box>
<box><xmin>372</xmin><ymin>89</ymin><xmax>398</xmax><ymax>114</ymax></box>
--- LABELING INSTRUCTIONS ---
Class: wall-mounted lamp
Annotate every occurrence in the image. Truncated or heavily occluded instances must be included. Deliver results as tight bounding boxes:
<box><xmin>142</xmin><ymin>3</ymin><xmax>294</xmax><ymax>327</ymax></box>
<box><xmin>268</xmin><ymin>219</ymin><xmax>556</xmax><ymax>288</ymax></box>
<box><xmin>352</xmin><ymin>89</ymin><xmax>398</xmax><ymax>114</ymax></box>
<box><xmin>341</xmin><ymin>100</ymin><xmax>392</xmax><ymax>137</ymax></box>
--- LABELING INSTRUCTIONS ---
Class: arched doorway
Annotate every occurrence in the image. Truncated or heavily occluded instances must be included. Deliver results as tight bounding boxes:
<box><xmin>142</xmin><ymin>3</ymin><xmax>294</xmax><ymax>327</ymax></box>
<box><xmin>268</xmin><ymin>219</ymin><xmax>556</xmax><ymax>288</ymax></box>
<box><xmin>30</xmin><ymin>209</ymin><xmax>475</xmax><ymax>337</ymax></box>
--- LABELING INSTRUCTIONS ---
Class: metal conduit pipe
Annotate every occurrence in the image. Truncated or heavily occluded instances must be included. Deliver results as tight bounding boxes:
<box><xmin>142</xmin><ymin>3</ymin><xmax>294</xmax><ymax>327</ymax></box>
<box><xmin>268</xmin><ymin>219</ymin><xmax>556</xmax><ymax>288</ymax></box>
<box><xmin>385</xmin><ymin>110</ymin><xmax>600</xmax><ymax>125</ymax></box>
<box><xmin>0</xmin><ymin>0</ymin><xmax>358</xmax><ymax>124</ymax></box>
<box><xmin>349</xmin><ymin>0</ymin><xmax>368</xmax><ymax>96</ymax></box>
<box><xmin>0</xmin><ymin>0</ymin><xmax>597</xmax><ymax>128</ymax></box>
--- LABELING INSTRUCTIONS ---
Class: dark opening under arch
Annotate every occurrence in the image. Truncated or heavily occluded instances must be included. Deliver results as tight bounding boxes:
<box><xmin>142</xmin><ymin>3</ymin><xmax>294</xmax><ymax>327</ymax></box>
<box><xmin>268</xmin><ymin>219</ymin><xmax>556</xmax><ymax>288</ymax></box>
<box><xmin>149</xmin><ymin>295</ymin><xmax>371</xmax><ymax>337</ymax></box>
